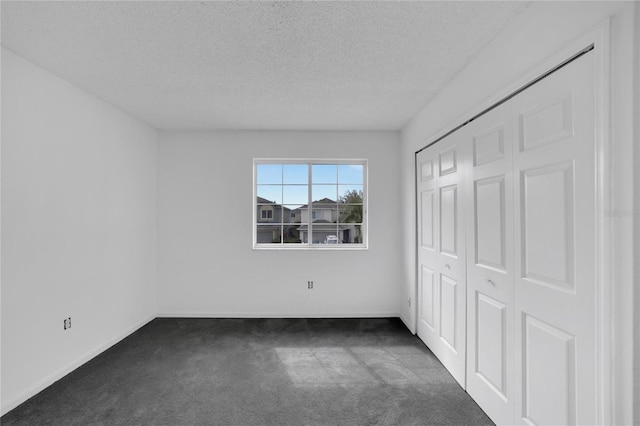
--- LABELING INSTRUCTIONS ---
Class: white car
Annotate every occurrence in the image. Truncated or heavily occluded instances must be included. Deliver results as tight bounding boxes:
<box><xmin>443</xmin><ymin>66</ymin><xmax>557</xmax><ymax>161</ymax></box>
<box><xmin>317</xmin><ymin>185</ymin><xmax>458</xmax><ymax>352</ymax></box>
<box><xmin>324</xmin><ymin>235</ymin><xmax>340</xmax><ymax>244</ymax></box>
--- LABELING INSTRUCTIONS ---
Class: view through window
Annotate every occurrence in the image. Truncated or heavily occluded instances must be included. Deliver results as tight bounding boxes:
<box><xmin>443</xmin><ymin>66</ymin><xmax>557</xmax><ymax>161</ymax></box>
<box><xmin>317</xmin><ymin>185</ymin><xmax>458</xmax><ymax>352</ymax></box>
<box><xmin>254</xmin><ymin>160</ymin><xmax>367</xmax><ymax>248</ymax></box>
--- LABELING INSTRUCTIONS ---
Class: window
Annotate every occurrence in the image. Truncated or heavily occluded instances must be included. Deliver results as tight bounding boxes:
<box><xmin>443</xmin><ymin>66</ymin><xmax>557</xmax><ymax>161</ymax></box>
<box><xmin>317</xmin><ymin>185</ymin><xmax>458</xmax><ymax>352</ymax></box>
<box><xmin>254</xmin><ymin>159</ymin><xmax>367</xmax><ymax>248</ymax></box>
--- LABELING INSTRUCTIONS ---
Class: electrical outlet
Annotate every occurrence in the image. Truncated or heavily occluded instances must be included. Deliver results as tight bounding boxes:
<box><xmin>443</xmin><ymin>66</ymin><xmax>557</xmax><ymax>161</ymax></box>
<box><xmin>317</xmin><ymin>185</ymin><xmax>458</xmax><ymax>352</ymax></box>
<box><xmin>63</xmin><ymin>317</ymin><xmax>71</xmax><ymax>330</ymax></box>
<box><xmin>407</xmin><ymin>298</ymin><xmax>411</xmax><ymax>307</ymax></box>
<box><xmin>307</xmin><ymin>280</ymin><xmax>314</xmax><ymax>289</ymax></box>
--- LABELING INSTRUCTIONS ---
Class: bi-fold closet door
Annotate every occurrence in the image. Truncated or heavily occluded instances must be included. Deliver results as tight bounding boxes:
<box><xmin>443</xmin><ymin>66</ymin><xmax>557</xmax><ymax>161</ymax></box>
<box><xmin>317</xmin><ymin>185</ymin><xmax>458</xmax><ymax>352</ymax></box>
<box><xmin>416</xmin><ymin>129</ymin><xmax>467</xmax><ymax>387</ymax></box>
<box><xmin>461</xmin><ymin>100</ymin><xmax>515</xmax><ymax>426</ymax></box>
<box><xmin>417</xmin><ymin>50</ymin><xmax>597</xmax><ymax>425</ymax></box>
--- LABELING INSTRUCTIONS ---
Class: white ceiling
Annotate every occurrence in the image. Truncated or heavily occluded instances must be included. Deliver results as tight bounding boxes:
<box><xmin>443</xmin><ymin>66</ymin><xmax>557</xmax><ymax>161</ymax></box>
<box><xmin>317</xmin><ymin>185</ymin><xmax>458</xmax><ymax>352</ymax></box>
<box><xmin>1</xmin><ymin>1</ymin><xmax>529</xmax><ymax>131</ymax></box>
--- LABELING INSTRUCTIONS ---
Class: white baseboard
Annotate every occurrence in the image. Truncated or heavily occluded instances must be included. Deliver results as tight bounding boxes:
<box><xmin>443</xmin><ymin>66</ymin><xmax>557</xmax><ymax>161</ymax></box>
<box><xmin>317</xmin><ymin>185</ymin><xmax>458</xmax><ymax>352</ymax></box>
<box><xmin>156</xmin><ymin>311</ymin><xmax>401</xmax><ymax>318</ymax></box>
<box><xmin>1</xmin><ymin>315</ymin><xmax>155</xmax><ymax>416</ymax></box>
<box><xmin>2</xmin><ymin>312</ymin><xmax>410</xmax><ymax>416</ymax></box>
<box><xmin>399</xmin><ymin>313</ymin><xmax>416</xmax><ymax>335</ymax></box>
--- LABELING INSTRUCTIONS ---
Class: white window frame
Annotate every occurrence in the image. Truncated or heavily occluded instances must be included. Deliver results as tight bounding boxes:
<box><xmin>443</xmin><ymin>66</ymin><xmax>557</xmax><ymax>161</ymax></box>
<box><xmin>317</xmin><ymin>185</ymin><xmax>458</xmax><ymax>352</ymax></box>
<box><xmin>253</xmin><ymin>158</ymin><xmax>368</xmax><ymax>250</ymax></box>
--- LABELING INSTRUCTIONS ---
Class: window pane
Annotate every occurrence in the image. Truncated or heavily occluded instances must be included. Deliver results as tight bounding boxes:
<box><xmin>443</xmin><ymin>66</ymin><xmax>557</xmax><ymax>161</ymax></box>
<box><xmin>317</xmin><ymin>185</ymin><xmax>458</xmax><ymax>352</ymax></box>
<box><xmin>312</xmin><ymin>185</ymin><xmax>337</xmax><ymax>203</ymax></box>
<box><xmin>312</xmin><ymin>164</ymin><xmax>337</xmax><ymax>184</ymax></box>
<box><xmin>289</xmin><ymin>206</ymin><xmax>309</xmax><ymax>223</ymax></box>
<box><xmin>338</xmin><ymin>164</ymin><xmax>363</xmax><ymax>184</ymax></box>
<box><xmin>311</xmin><ymin>203</ymin><xmax>337</xmax><ymax>223</ymax></box>
<box><xmin>257</xmin><ymin>185</ymin><xmax>282</xmax><ymax>204</ymax></box>
<box><xmin>284</xmin><ymin>205</ymin><xmax>303</xmax><ymax>223</ymax></box>
<box><xmin>283</xmin><ymin>185</ymin><xmax>308</xmax><ymax>205</ymax></box>
<box><xmin>282</xmin><ymin>224</ymin><xmax>303</xmax><ymax>244</ymax></box>
<box><xmin>339</xmin><ymin>204</ymin><xmax>363</xmax><ymax>223</ymax></box>
<box><xmin>283</xmin><ymin>164</ymin><xmax>308</xmax><ymax>184</ymax></box>
<box><xmin>339</xmin><ymin>225</ymin><xmax>363</xmax><ymax>244</ymax></box>
<box><xmin>257</xmin><ymin>164</ymin><xmax>282</xmax><ymax>184</ymax></box>
<box><xmin>296</xmin><ymin>223</ymin><xmax>310</xmax><ymax>243</ymax></box>
<box><xmin>256</xmin><ymin>224</ymin><xmax>281</xmax><ymax>244</ymax></box>
<box><xmin>338</xmin><ymin>185</ymin><xmax>363</xmax><ymax>203</ymax></box>
<box><xmin>257</xmin><ymin>205</ymin><xmax>277</xmax><ymax>223</ymax></box>
<box><xmin>310</xmin><ymin>223</ymin><xmax>339</xmax><ymax>245</ymax></box>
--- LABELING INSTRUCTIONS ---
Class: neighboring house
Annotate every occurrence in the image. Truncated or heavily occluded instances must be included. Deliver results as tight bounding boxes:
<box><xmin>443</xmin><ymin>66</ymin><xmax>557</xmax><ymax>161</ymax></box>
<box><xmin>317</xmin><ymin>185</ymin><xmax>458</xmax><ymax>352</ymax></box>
<box><xmin>256</xmin><ymin>197</ymin><xmax>294</xmax><ymax>243</ymax></box>
<box><xmin>256</xmin><ymin>197</ymin><xmax>300</xmax><ymax>244</ymax></box>
<box><xmin>256</xmin><ymin>197</ymin><xmax>296</xmax><ymax>224</ymax></box>
<box><xmin>297</xmin><ymin>198</ymin><xmax>362</xmax><ymax>244</ymax></box>
<box><xmin>299</xmin><ymin>198</ymin><xmax>337</xmax><ymax>223</ymax></box>
<box><xmin>257</xmin><ymin>196</ymin><xmax>362</xmax><ymax>244</ymax></box>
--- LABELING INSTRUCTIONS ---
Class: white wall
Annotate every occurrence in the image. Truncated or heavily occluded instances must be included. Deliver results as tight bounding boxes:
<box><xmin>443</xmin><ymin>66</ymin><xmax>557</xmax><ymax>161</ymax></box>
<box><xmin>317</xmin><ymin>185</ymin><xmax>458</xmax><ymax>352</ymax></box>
<box><xmin>1</xmin><ymin>49</ymin><xmax>158</xmax><ymax>414</ymax></box>
<box><xmin>634</xmin><ymin>4</ymin><xmax>640</xmax><ymax>424</ymax></box>
<box><xmin>158</xmin><ymin>131</ymin><xmax>401</xmax><ymax>317</ymax></box>
<box><xmin>399</xmin><ymin>2</ymin><xmax>637</xmax><ymax>424</ymax></box>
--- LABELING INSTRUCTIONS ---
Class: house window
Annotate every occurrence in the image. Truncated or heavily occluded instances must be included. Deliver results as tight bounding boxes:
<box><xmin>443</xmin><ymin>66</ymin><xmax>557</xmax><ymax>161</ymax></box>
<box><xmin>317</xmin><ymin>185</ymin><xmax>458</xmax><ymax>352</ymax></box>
<box><xmin>254</xmin><ymin>159</ymin><xmax>367</xmax><ymax>249</ymax></box>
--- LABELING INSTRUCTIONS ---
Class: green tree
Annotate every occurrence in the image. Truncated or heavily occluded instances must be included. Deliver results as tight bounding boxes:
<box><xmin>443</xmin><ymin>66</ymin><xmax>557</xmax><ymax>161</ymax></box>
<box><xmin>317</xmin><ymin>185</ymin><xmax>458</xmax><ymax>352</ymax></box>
<box><xmin>339</xmin><ymin>190</ymin><xmax>363</xmax><ymax>243</ymax></box>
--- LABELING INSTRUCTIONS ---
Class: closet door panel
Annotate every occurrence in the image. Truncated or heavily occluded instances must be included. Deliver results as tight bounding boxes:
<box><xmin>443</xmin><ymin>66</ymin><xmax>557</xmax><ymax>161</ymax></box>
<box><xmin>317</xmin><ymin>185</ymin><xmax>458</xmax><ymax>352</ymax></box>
<box><xmin>475</xmin><ymin>176</ymin><xmax>506</xmax><ymax>270</ymax></box>
<box><xmin>420</xmin><ymin>265</ymin><xmax>435</xmax><ymax>328</ymax></box>
<box><xmin>521</xmin><ymin>163</ymin><xmax>574</xmax><ymax>290</ymax></box>
<box><xmin>475</xmin><ymin>292</ymin><xmax>507</xmax><ymax>396</ymax></box>
<box><xmin>464</xmin><ymin>105</ymin><xmax>515</xmax><ymax>425</ymax></box>
<box><xmin>439</xmin><ymin>274</ymin><xmax>458</xmax><ymax>349</ymax></box>
<box><xmin>417</xmin><ymin>150</ymin><xmax>440</xmax><ymax>349</ymax></box>
<box><xmin>512</xmin><ymin>52</ymin><xmax>596</xmax><ymax>426</ymax></box>
<box><xmin>522</xmin><ymin>314</ymin><xmax>577</xmax><ymax>426</ymax></box>
<box><xmin>420</xmin><ymin>190</ymin><xmax>435</xmax><ymax>249</ymax></box>
<box><xmin>417</xmin><ymin>135</ymin><xmax>466</xmax><ymax>387</ymax></box>
<box><xmin>435</xmin><ymin>139</ymin><xmax>466</xmax><ymax>386</ymax></box>
<box><xmin>440</xmin><ymin>185</ymin><xmax>458</xmax><ymax>256</ymax></box>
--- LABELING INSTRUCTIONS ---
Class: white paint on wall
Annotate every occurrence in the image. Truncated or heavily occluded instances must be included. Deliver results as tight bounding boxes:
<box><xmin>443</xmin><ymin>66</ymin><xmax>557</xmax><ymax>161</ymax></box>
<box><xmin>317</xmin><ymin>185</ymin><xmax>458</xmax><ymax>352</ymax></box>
<box><xmin>157</xmin><ymin>131</ymin><xmax>401</xmax><ymax>318</ymax></box>
<box><xmin>633</xmin><ymin>4</ymin><xmax>640</xmax><ymax>425</ymax></box>
<box><xmin>1</xmin><ymin>49</ymin><xmax>158</xmax><ymax>414</ymax></box>
<box><xmin>399</xmin><ymin>2</ymin><xmax>637</xmax><ymax>424</ymax></box>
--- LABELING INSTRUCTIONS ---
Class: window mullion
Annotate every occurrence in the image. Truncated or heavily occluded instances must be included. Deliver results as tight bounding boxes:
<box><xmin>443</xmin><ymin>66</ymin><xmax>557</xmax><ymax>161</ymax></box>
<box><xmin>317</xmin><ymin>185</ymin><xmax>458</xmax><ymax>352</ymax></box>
<box><xmin>280</xmin><ymin>167</ymin><xmax>284</xmax><ymax>244</ymax></box>
<box><xmin>336</xmin><ymin>167</ymin><xmax>339</xmax><ymax>242</ymax></box>
<box><xmin>307</xmin><ymin>162</ymin><xmax>312</xmax><ymax>246</ymax></box>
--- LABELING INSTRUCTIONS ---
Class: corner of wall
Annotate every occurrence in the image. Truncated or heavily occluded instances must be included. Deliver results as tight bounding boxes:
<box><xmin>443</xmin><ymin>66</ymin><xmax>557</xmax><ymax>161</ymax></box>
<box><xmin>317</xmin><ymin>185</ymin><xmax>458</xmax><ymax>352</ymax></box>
<box><xmin>1</xmin><ymin>49</ymin><xmax>160</xmax><ymax>415</ymax></box>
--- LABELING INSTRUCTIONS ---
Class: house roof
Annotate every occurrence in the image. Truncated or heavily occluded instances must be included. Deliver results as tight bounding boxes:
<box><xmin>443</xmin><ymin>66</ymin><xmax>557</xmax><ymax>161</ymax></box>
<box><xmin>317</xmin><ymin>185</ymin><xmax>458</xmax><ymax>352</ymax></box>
<box><xmin>298</xmin><ymin>198</ymin><xmax>337</xmax><ymax>209</ymax></box>
<box><xmin>256</xmin><ymin>198</ymin><xmax>293</xmax><ymax>213</ymax></box>
<box><xmin>257</xmin><ymin>196</ymin><xmax>275</xmax><ymax>204</ymax></box>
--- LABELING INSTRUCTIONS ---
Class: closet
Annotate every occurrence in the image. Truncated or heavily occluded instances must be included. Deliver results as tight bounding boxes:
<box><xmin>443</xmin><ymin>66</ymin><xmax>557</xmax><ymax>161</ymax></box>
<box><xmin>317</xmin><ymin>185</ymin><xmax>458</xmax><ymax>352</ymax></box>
<box><xmin>416</xmin><ymin>49</ymin><xmax>597</xmax><ymax>425</ymax></box>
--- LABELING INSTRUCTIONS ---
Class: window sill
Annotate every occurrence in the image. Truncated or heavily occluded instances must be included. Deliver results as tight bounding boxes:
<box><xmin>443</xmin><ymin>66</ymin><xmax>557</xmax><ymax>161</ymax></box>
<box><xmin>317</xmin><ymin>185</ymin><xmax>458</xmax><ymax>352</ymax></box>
<box><xmin>253</xmin><ymin>244</ymin><xmax>368</xmax><ymax>251</ymax></box>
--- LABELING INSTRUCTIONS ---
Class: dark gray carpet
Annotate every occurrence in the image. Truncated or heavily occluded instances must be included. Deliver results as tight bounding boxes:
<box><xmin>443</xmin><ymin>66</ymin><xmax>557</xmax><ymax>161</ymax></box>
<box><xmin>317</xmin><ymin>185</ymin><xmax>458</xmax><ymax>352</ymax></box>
<box><xmin>2</xmin><ymin>318</ymin><xmax>493</xmax><ymax>425</ymax></box>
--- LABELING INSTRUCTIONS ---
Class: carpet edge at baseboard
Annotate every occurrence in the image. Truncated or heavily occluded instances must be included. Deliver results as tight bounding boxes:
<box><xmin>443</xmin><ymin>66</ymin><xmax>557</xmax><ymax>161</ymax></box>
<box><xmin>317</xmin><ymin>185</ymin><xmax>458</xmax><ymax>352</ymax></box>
<box><xmin>155</xmin><ymin>311</ymin><xmax>401</xmax><ymax>319</ymax></box>
<box><xmin>1</xmin><ymin>314</ymin><xmax>156</xmax><ymax>417</ymax></box>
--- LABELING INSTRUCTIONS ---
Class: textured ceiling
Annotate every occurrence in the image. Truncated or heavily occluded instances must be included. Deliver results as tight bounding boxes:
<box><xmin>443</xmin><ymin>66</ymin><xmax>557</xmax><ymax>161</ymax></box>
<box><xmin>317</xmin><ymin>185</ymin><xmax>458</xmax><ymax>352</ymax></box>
<box><xmin>1</xmin><ymin>1</ymin><xmax>529</xmax><ymax>131</ymax></box>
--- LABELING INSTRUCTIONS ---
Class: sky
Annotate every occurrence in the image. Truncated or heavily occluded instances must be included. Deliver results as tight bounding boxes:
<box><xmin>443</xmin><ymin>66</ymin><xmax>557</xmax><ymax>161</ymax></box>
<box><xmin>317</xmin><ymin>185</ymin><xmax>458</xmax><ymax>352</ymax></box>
<box><xmin>257</xmin><ymin>164</ymin><xmax>363</xmax><ymax>207</ymax></box>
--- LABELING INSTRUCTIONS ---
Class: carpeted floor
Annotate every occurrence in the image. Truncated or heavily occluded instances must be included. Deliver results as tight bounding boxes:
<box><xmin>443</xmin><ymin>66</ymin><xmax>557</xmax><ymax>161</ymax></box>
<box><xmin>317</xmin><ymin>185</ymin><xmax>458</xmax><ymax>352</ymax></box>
<box><xmin>1</xmin><ymin>318</ymin><xmax>493</xmax><ymax>425</ymax></box>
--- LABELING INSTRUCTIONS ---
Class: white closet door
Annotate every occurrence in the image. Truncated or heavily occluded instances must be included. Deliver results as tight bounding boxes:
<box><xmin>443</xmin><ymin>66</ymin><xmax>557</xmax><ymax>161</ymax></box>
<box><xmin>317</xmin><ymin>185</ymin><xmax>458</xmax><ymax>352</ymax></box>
<box><xmin>463</xmin><ymin>102</ymin><xmax>515</xmax><ymax>425</ymax></box>
<box><xmin>512</xmin><ymin>52</ymin><xmax>596</xmax><ymax>425</ymax></box>
<box><xmin>417</xmin><ymin>135</ymin><xmax>466</xmax><ymax>387</ymax></box>
<box><xmin>417</xmin><ymin>147</ymin><xmax>439</xmax><ymax>351</ymax></box>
